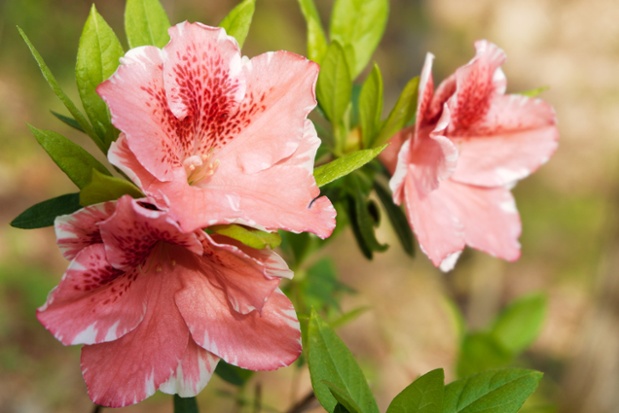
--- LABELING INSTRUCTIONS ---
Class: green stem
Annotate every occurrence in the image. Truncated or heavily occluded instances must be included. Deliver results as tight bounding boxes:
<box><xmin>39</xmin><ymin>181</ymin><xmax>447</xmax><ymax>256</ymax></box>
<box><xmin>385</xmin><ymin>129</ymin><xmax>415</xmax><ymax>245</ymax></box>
<box><xmin>173</xmin><ymin>395</ymin><xmax>199</xmax><ymax>413</ymax></box>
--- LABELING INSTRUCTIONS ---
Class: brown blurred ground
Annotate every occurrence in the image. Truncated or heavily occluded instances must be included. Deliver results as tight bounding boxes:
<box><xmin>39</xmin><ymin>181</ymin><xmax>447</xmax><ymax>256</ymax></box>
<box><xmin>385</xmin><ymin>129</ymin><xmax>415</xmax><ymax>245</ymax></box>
<box><xmin>1</xmin><ymin>0</ymin><xmax>617</xmax><ymax>412</ymax></box>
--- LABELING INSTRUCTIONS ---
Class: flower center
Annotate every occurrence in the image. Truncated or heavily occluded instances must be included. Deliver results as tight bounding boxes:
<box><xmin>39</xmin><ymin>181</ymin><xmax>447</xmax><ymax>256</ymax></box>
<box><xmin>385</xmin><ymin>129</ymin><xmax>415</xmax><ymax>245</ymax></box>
<box><xmin>183</xmin><ymin>152</ymin><xmax>219</xmax><ymax>185</ymax></box>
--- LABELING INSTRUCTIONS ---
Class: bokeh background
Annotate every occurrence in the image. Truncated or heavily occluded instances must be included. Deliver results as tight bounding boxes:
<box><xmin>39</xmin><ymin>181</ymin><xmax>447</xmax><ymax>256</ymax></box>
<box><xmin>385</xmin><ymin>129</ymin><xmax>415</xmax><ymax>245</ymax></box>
<box><xmin>1</xmin><ymin>0</ymin><xmax>618</xmax><ymax>412</ymax></box>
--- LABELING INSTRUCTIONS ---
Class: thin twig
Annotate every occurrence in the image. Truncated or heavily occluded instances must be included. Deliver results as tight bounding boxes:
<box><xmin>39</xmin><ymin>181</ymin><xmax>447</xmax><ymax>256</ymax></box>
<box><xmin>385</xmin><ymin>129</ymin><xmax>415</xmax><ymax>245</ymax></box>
<box><xmin>285</xmin><ymin>390</ymin><xmax>316</xmax><ymax>413</ymax></box>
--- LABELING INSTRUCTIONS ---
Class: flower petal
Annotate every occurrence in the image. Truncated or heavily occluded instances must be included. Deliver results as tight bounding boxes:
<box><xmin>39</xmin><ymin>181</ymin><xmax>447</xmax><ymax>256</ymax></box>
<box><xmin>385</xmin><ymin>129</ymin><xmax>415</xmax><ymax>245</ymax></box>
<box><xmin>176</xmin><ymin>280</ymin><xmax>301</xmax><ymax>371</ymax></box>
<box><xmin>55</xmin><ymin>202</ymin><xmax>116</xmax><ymax>260</ymax></box>
<box><xmin>159</xmin><ymin>339</ymin><xmax>220</xmax><ymax>397</ymax></box>
<box><xmin>80</xmin><ymin>267</ymin><xmax>188</xmax><ymax>407</ymax></box>
<box><xmin>450</xmin><ymin>94</ymin><xmax>559</xmax><ymax>186</ymax></box>
<box><xmin>37</xmin><ymin>244</ymin><xmax>148</xmax><ymax>345</ymax></box>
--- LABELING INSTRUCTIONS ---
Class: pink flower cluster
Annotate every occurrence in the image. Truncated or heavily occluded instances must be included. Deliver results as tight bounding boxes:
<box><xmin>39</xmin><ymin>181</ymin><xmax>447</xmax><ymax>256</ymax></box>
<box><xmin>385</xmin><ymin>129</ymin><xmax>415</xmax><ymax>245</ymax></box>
<box><xmin>37</xmin><ymin>22</ymin><xmax>335</xmax><ymax>407</ymax></box>
<box><xmin>381</xmin><ymin>41</ymin><xmax>558</xmax><ymax>271</ymax></box>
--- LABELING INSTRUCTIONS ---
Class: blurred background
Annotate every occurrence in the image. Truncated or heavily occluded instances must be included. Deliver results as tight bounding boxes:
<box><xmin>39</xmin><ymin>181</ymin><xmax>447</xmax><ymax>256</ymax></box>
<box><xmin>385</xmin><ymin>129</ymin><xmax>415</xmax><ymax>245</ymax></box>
<box><xmin>1</xmin><ymin>0</ymin><xmax>618</xmax><ymax>412</ymax></box>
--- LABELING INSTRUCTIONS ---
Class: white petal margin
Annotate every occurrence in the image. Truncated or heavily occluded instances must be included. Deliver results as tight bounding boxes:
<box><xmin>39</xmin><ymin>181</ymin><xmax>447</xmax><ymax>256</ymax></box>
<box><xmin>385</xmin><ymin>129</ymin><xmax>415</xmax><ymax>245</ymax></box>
<box><xmin>159</xmin><ymin>340</ymin><xmax>220</xmax><ymax>397</ymax></box>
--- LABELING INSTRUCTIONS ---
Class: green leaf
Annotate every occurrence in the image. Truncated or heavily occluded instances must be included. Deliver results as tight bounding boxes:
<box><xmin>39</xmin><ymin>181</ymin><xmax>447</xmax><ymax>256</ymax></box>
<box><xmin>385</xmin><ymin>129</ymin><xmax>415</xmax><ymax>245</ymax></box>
<box><xmin>491</xmin><ymin>293</ymin><xmax>547</xmax><ymax>355</ymax></box>
<box><xmin>519</xmin><ymin>86</ymin><xmax>549</xmax><ymax>98</ymax></box>
<box><xmin>210</xmin><ymin>224</ymin><xmax>281</xmax><ymax>249</ymax></box>
<box><xmin>387</xmin><ymin>369</ymin><xmax>444</xmax><ymax>413</ymax></box>
<box><xmin>173</xmin><ymin>394</ymin><xmax>199</xmax><ymax>413</ymax></box>
<box><xmin>326</xmin><ymin>381</ymin><xmax>364</xmax><ymax>413</ymax></box>
<box><xmin>456</xmin><ymin>332</ymin><xmax>513</xmax><ymax>378</ymax></box>
<box><xmin>17</xmin><ymin>27</ymin><xmax>101</xmax><ymax>150</ymax></box>
<box><xmin>214</xmin><ymin>360</ymin><xmax>254</xmax><ymax>386</ymax></box>
<box><xmin>373</xmin><ymin>180</ymin><xmax>414</xmax><ymax>257</ymax></box>
<box><xmin>374</xmin><ymin>76</ymin><xmax>419</xmax><ymax>148</ymax></box>
<box><xmin>443</xmin><ymin>369</ymin><xmax>543</xmax><ymax>413</ymax></box>
<box><xmin>298</xmin><ymin>0</ymin><xmax>328</xmax><ymax>63</ymax></box>
<box><xmin>10</xmin><ymin>193</ymin><xmax>82</xmax><ymax>229</ymax></box>
<box><xmin>330</xmin><ymin>0</ymin><xmax>389</xmax><ymax>78</ymax></box>
<box><xmin>303</xmin><ymin>258</ymin><xmax>353</xmax><ymax>312</ymax></box>
<box><xmin>308</xmin><ymin>310</ymin><xmax>379</xmax><ymax>413</ymax></box>
<box><xmin>76</xmin><ymin>5</ymin><xmax>124</xmax><ymax>149</ymax></box>
<box><xmin>30</xmin><ymin>126</ymin><xmax>112</xmax><ymax>189</ymax></box>
<box><xmin>330</xmin><ymin>306</ymin><xmax>369</xmax><ymax>329</ymax></box>
<box><xmin>125</xmin><ymin>0</ymin><xmax>171</xmax><ymax>48</ymax></box>
<box><xmin>359</xmin><ymin>65</ymin><xmax>384</xmax><ymax>148</ymax></box>
<box><xmin>51</xmin><ymin>111</ymin><xmax>85</xmax><ymax>132</ymax></box>
<box><xmin>79</xmin><ymin>170</ymin><xmax>143</xmax><ymax>206</ymax></box>
<box><xmin>219</xmin><ymin>0</ymin><xmax>256</xmax><ymax>49</ymax></box>
<box><xmin>317</xmin><ymin>41</ymin><xmax>352</xmax><ymax>123</ymax></box>
<box><xmin>314</xmin><ymin>145</ymin><xmax>387</xmax><ymax>187</ymax></box>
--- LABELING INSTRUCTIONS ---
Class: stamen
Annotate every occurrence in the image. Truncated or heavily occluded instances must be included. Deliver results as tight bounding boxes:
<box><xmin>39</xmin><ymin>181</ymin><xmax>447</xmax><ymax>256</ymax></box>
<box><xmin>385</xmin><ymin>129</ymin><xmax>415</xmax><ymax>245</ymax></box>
<box><xmin>184</xmin><ymin>151</ymin><xmax>219</xmax><ymax>185</ymax></box>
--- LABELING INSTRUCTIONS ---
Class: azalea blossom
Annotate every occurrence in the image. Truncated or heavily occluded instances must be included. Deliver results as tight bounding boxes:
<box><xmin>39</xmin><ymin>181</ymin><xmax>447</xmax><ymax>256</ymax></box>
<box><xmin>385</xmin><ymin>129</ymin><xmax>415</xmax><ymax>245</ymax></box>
<box><xmin>381</xmin><ymin>40</ymin><xmax>559</xmax><ymax>270</ymax></box>
<box><xmin>37</xmin><ymin>195</ymin><xmax>301</xmax><ymax>407</ymax></box>
<box><xmin>98</xmin><ymin>22</ymin><xmax>335</xmax><ymax>237</ymax></box>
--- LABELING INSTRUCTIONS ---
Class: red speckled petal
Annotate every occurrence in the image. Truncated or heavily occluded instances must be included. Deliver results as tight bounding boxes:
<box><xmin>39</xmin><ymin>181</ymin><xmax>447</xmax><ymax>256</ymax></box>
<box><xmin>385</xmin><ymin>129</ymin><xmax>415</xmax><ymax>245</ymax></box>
<box><xmin>159</xmin><ymin>339</ymin><xmax>219</xmax><ymax>397</ymax></box>
<box><xmin>55</xmin><ymin>202</ymin><xmax>116</xmax><ymax>260</ymax></box>
<box><xmin>80</xmin><ymin>267</ymin><xmax>188</xmax><ymax>407</ymax></box>
<box><xmin>449</xmin><ymin>94</ymin><xmax>559</xmax><ymax>187</ymax></box>
<box><xmin>99</xmin><ymin>196</ymin><xmax>203</xmax><ymax>271</ymax></box>
<box><xmin>37</xmin><ymin>244</ymin><xmax>148</xmax><ymax>345</ymax></box>
<box><xmin>176</xmin><ymin>283</ymin><xmax>301</xmax><ymax>370</ymax></box>
<box><xmin>98</xmin><ymin>45</ymin><xmax>182</xmax><ymax>181</ymax></box>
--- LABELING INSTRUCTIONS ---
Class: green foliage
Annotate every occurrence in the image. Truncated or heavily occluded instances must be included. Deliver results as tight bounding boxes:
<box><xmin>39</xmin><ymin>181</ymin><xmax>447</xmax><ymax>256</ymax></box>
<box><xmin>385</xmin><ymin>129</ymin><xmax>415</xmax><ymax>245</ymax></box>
<box><xmin>214</xmin><ymin>360</ymin><xmax>254</xmax><ymax>386</ymax></box>
<box><xmin>125</xmin><ymin>0</ymin><xmax>171</xmax><ymax>48</ymax></box>
<box><xmin>373</xmin><ymin>179</ymin><xmax>415</xmax><ymax>257</ymax></box>
<box><xmin>329</xmin><ymin>0</ymin><xmax>389</xmax><ymax>78</ymax></box>
<box><xmin>456</xmin><ymin>293</ymin><xmax>547</xmax><ymax>377</ymax></box>
<box><xmin>374</xmin><ymin>76</ymin><xmax>419</xmax><ymax>147</ymax></box>
<box><xmin>519</xmin><ymin>86</ymin><xmax>549</xmax><ymax>98</ymax></box>
<box><xmin>443</xmin><ymin>369</ymin><xmax>543</xmax><ymax>413</ymax></box>
<box><xmin>307</xmin><ymin>310</ymin><xmax>380</xmax><ymax>413</ymax></box>
<box><xmin>10</xmin><ymin>193</ymin><xmax>82</xmax><ymax>229</ymax></box>
<box><xmin>386</xmin><ymin>369</ymin><xmax>444</xmax><ymax>413</ymax></box>
<box><xmin>79</xmin><ymin>169</ymin><xmax>143</xmax><ymax>206</ymax></box>
<box><xmin>76</xmin><ymin>5</ymin><xmax>124</xmax><ymax>150</ymax></box>
<box><xmin>359</xmin><ymin>65</ymin><xmax>384</xmax><ymax>148</ymax></box>
<box><xmin>317</xmin><ymin>41</ymin><xmax>352</xmax><ymax>124</ymax></box>
<box><xmin>173</xmin><ymin>394</ymin><xmax>199</xmax><ymax>413</ymax></box>
<box><xmin>17</xmin><ymin>27</ymin><xmax>102</xmax><ymax>151</ymax></box>
<box><xmin>219</xmin><ymin>0</ymin><xmax>256</xmax><ymax>49</ymax></box>
<box><xmin>297</xmin><ymin>0</ymin><xmax>328</xmax><ymax>63</ymax></box>
<box><xmin>30</xmin><ymin>126</ymin><xmax>112</xmax><ymax>189</ymax></box>
<box><xmin>210</xmin><ymin>224</ymin><xmax>282</xmax><ymax>249</ymax></box>
<box><xmin>314</xmin><ymin>145</ymin><xmax>386</xmax><ymax>187</ymax></box>
<box><xmin>301</xmin><ymin>258</ymin><xmax>353</xmax><ymax>312</ymax></box>
<box><xmin>51</xmin><ymin>112</ymin><xmax>85</xmax><ymax>132</ymax></box>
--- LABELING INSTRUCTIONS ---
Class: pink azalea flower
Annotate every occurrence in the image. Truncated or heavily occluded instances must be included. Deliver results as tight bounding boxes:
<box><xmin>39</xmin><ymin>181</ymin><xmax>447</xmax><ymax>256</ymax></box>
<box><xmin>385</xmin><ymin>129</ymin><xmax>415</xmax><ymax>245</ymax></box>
<box><xmin>38</xmin><ymin>195</ymin><xmax>301</xmax><ymax>407</ymax></box>
<box><xmin>382</xmin><ymin>41</ymin><xmax>559</xmax><ymax>271</ymax></box>
<box><xmin>98</xmin><ymin>22</ymin><xmax>336</xmax><ymax>237</ymax></box>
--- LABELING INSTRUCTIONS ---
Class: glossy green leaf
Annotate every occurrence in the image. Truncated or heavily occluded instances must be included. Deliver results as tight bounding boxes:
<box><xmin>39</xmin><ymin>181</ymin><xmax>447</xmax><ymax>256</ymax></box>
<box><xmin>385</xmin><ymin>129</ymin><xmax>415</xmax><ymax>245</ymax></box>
<box><xmin>387</xmin><ymin>369</ymin><xmax>444</xmax><ymax>413</ymax></box>
<box><xmin>79</xmin><ymin>170</ymin><xmax>143</xmax><ymax>206</ymax></box>
<box><xmin>491</xmin><ymin>293</ymin><xmax>547</xmax><ymax>355</ymax></box>
<box><xmin>359</xmin><ymin>65</ymin><xmax>384</xmax><ymax>148</ymax></box>
<box><xmin>17</xmin><ymin>27</ymin><xmax>101</xmax><ymax>150</ymax></box>
<box><xmin>308</xmin><ymin>310</ymin><xmax>379</xmax><ymax>413</ymax></box>
<box><xmin>219</xmin><ymin>0</ymin><xmax>256</xmax><ymax>49</ymax></box>
<box><xmin>330</xmin><ymin>0</ymin><xmax>388</xmax><ymax>77</ymax></box>
<box><xmin>298</xmin><ymin>0</ymin><xmax>328</xmax><ymax>63</ymax></box>
<box><xmin>76</xmin><ymin>5</ymin><xmax>124</xmax><ymax>149</ymax></box>
<box><xmin>214</xmin><ymin>360</ymin><xmax>254</xmax><ymax>386</ymax></box>
<box><xmin>210</xmin><ymin>224</ymin><xmax>281</xmax><ymax>249</ymax></box>
<box><xmin>456</xmin><ymin>332</ymin><xmax>513</xmax><ymax>378</ymax></box>
<box><xmin>125</xmin><ymin>0</ymin><xmax>171</xmax><ymax>48</ymax></box>
<box><xmin>443</xmin><ymin>369</ymin><xmax>543</xmax><ymax>413</ymax></box>
<box><xmin>326</xmin><ymin>381</ymin><xmax>364</xmax><ymax>413</ymax></box>
<box><xmin>317</xmin><ymin>41</ymin><xmax>352</xmax><ymax>123</ymax></box>
<box><xmin>173</xmin><ymin>394</ymin><xmax>199</xmax><ymax>413</ymax></box>
<box><xmin>30</xmin><ymin>126</ymin><xmax>112</xmax><ymax>189</ymax></box>
<box><xmin>373</xmin><ymin>180</ymin><xmax>414</xmax><ymax>256</ymax></box>
<box><xmin>314</xmin><ymin>145</ymin><xmax>386</xmax><ymax>187</ymax></box>
<box><xmin>374</xmin><ymin>76</ymin><xmax>419</xmax><ymax>147</ymax></box>
<box><xmin>51</xmin><ymin>111</ymin><xmax>85</xmax><ymax>132</ymax></box>
<box><xmin>10</xmin><ymin>193</ymin><xmax>82</xmax><ymax>229</ymax></box>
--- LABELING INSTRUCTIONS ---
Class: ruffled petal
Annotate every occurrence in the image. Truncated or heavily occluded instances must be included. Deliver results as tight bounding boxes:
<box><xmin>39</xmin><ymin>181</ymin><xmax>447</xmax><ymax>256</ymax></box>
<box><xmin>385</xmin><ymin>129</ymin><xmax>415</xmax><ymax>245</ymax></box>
<box><xmin>37</xmin><ymin>244</ymin><xmax>148</xmax><ymax>345</ymax></box>
<box><xmin>159</xmin><ymin>339</ymin><xmax>219</xmax><ymax>397</ymax></box>
<box><xmin>54</xmin><ymin>202</ymin><xmax>116</xmax><ymax>260</ymax></box>
<box><xmin>449</xmin><ymin>94</ymin><xmax>559</xmax><ymax>186</ymax></box>
<box><xmin>80</xmin><ymin>263</ymin><xmax>189</xmax><ymax>407</ymax></box>
<box><xmin>176</xmin><ymin>277</ymin><xmax>301</xmax><ymax>370</ymax></box>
